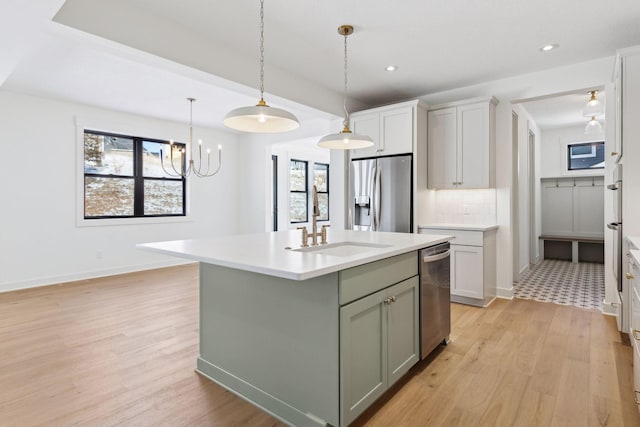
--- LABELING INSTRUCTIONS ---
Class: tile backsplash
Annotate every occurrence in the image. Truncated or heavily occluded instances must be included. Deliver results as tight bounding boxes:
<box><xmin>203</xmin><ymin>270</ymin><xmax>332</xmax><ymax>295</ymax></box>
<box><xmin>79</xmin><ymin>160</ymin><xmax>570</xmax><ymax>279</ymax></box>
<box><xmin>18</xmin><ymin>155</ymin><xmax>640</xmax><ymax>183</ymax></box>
<box><xmin>432</xmin><ymin>189</ymin><xmax>497</xmax><ymax>224</ymax></box>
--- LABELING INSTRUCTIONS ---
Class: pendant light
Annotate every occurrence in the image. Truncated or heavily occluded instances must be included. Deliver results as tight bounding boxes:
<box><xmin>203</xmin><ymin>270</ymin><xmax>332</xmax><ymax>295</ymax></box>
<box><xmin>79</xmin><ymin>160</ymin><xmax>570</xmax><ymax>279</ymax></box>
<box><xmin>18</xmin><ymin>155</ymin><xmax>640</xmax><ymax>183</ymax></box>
<box><xmin>582</xmin><ymin>90</ymin><xmax>604</xmax><ymax>117</ymax></box>
<box><xmin>584</xmin><ymin>116</ymin><xmax>603</xmax><ymax>137</ymax></box>
<box><xmin>318</xmin><ymin>25</ymin><xmax>374</xmax><ymax>150</ymax></box>
<box><xmin>223</xmin><ymin>0</ymin><xmax>300</xmax><ymax>133</ymax></box>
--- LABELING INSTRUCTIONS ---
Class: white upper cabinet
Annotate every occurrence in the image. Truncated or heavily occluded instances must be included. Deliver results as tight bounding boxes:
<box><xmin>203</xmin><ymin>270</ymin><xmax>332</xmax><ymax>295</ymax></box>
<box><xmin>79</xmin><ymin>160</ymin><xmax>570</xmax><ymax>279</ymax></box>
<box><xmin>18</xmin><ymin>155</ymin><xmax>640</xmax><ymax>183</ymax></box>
<box><xmin>350</xmin><ymin>101</ymin><xmax>419</xmax><ymax>159</ymax></box>
<box><xmin>427</xmin><ymin>97</ymin><xmax>497</xmax><ymax>189</ymax></box>
<box><xmin>427</xmin><ymin>108</ymin><xmax>457</xmax><ymax>189</ymax></box>
<box><xmin>350</xmin><ymin>113</ymin><xmax>381</xmax><ymax>159</ymax></box>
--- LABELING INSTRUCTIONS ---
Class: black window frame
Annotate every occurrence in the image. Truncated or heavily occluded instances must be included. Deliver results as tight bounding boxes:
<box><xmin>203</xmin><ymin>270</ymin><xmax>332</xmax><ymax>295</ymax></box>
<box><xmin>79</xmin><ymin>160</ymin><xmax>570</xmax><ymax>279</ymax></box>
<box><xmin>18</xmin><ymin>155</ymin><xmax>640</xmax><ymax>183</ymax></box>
<box><xmin>313</xmin><ymin>162</ymin><xmax>330</xmax><ymax>222</ymax></box>
<box><xmin>566</xmin><ymin>141</ymin><xmax>605</xmax><ymax>171</ymax></box>
<box><xmin>83</xmin><ymin>129</ymin><xmax>187</xmax><ymax>219</ymax></box>
<box><xmin>289</xmin><ymin>159</ymin><xmax>308</xmax><ymax>224</ymax></box>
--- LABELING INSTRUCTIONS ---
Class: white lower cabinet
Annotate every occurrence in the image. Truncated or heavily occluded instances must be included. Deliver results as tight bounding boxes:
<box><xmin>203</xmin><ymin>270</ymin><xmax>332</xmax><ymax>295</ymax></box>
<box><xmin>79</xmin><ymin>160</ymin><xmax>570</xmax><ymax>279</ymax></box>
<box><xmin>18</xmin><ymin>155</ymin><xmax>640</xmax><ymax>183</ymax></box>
<box><xmin>629</xmin><ymin>253</ymin><xmax>640</xmax><ymax>412</ymax></box>
<box><xmin>419</xmin><ymin>226</ymin><xmax>497</xmax><ymax>307</ymax></box>
<box><xmin>450</xmin><ymin>244</ymin><xmax>483</xmax><ymax>299</ymax></box>
<box><xmin>340</xmin><ymin>276</ymin><xmax>419</xmax><ymax>426</ymax></box>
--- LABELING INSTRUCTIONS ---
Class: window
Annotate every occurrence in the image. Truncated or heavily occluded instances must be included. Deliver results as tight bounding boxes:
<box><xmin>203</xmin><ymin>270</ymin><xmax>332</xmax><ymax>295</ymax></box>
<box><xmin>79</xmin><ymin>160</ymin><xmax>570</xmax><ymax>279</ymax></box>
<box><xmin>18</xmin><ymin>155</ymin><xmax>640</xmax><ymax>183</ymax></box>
<box><xmin>314</xmin><ymin>163</ymin><xmax>329</xmax><ymax>221</ymax></box>
<box><xmin>83</xmin><ymin>130</ymin><xmax>186</xmax><ymax>219</ymax></box>
<box><xmin>289</xmin><ymin>159</ymin><xmax>308</xmax><ymax>223</ymax></box>
<box><xmin>567</xmin><ymin>141</ymin><xmax>605</xmax><ymax>171</ymax></box>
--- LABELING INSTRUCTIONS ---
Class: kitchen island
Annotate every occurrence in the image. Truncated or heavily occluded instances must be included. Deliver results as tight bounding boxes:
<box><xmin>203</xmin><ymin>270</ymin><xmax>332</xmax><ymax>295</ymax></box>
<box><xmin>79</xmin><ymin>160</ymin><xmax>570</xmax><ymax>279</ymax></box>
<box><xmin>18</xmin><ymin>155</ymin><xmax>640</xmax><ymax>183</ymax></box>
<box><xmin>138</xmin><ymin>230</ymin><xmax>451</xmax><ymax>427</ymax></box>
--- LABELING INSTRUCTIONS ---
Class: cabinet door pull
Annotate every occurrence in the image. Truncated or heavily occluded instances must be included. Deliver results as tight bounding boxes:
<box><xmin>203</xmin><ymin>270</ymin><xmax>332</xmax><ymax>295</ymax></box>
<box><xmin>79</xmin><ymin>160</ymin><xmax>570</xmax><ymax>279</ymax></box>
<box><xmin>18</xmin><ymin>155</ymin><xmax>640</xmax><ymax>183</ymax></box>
<box><xmin>626</xmin><ymin>272</ymin><xmax>635</xmax><ymax>280</ymax></box>
<box><xmin>633</xmin><ymin>329</ymin><xmax>640</xmax><ymax>341</ymax></box>
<box><xmin>611</xmin><ymin>151</ymin><xmax>619</xmax><ymax>156</ymax></box>
<box><xmin>390</xmin><ymin>296</ymin><xmax>396</xmax><ymax>303</ymax></box>
<box><xmin>383</xmin><ymin>297</ymin><xmax>392</xmax><ymax>304</ymax></box>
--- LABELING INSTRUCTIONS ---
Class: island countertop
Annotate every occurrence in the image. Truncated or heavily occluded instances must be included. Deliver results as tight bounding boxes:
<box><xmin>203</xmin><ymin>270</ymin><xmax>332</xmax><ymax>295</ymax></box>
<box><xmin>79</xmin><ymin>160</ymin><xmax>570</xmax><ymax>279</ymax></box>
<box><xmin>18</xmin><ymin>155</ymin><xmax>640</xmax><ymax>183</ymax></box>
<box><xmin>138</xmin><ymin>229</ymin><xmax>452</xmax><ymax>281</ymax></box>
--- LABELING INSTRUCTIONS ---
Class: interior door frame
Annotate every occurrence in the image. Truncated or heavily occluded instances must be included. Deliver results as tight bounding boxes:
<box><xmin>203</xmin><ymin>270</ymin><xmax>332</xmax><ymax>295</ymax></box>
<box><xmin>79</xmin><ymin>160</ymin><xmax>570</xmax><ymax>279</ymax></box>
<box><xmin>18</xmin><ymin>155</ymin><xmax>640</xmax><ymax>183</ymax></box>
<box><xmin>512</xmin><ymin>111</ymin><xmax>520</xmax><ymax>282</ymax></box>
<box><xmin>528</xmin><ymin>129</ymin><xmax>537</xmax><ymax>264</ymax></box>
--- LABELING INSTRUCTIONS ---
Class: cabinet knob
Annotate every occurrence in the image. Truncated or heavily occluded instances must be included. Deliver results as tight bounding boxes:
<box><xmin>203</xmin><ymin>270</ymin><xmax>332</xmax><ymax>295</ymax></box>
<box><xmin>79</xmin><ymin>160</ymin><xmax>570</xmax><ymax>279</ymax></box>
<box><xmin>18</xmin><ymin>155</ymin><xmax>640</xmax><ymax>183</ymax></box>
<box><xmin>611</xmin><ymin>151</ymin><xmax>619</xmax><ymax>156</ymax></box>
<box><xmin>626</xmin><ymin>272</ymin><xmax>635</xmax><ymax>280</ymax></box>
<box><xmin>383</xmin><ymin>296</ymin><xmax>396</xmax><ymax>304</ymax></box>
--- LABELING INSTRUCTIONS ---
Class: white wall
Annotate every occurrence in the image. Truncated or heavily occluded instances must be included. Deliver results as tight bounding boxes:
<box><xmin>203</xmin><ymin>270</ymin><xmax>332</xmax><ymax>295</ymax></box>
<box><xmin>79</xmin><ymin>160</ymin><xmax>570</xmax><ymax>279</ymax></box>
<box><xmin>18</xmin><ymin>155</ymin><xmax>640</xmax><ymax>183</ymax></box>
<box><xmin>0</xmin><ymin>90</ymin><xmax>241</xmax><ymax>291</ymax></box>
<box><xmin>541</xmin><ymin>125</ymin><xmax>606</xmax><ymax>178</ymax></box>
<box><xmin>270</xmin><ymin>141</ymin><xmax>330</xmax><ymax>231</ymax></box>
<box><xmin>236</xmin><ymin>119</ymin><xmax>334</xmax><ymax>233</ymax></box>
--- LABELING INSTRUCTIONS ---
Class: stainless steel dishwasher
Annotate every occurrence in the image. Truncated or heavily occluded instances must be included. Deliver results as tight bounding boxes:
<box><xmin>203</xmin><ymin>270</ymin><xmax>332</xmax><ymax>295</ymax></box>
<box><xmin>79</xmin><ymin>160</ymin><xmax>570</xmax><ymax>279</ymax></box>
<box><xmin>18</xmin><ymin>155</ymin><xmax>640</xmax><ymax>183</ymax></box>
<box><xmin>420</xmin><ymin>242</ymin><xmax>451</xmax><ymax>359</ymax></box>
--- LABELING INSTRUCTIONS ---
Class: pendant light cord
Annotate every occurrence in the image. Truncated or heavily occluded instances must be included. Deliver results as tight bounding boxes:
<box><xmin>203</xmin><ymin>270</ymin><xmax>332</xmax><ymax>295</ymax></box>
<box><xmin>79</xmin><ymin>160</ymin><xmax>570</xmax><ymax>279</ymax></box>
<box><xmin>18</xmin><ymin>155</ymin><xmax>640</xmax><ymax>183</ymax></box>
<box><xmin>343</xmin><ymin>31</ymin><xmax>349</xmax><ymax>130</ymax></box>
<box><xmin>259</xmin><ymin>0</ymin><xmax>265</xmax><ymax>104</ymax></box>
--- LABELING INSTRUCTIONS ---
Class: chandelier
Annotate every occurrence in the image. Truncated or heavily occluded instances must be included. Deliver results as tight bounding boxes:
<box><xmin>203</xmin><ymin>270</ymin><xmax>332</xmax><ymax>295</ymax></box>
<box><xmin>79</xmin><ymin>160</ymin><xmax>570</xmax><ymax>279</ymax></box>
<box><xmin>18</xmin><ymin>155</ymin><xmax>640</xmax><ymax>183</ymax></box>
<box><xmin>160</xmin><ymin>98</ymin><xmax>222</xmax><ymax>178</ymax></box>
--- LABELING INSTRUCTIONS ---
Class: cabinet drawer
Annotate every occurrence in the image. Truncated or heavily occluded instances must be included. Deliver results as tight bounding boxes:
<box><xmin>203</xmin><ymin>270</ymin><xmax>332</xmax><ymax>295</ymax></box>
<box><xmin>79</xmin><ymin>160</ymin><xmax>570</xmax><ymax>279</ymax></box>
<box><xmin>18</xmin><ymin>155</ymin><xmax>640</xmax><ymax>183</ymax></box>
<box><xmin>420</xmin><ymin>228</ymin><xmax>483</xmax><ymax>246</ymax></box>
<box><xmin>339</xmin><ymin>252</ymin><xmax>417</xmax><ymax>305</ymax></box>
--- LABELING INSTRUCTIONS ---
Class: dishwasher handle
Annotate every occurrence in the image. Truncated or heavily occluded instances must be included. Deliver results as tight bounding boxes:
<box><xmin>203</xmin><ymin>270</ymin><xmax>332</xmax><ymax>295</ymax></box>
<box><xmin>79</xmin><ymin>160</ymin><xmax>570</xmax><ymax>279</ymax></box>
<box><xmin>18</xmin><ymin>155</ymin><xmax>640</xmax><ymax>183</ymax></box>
<box><xmin>423</xmin><ymin>249</ymin><xmax>451</xmax><ymax>263</ymax></box>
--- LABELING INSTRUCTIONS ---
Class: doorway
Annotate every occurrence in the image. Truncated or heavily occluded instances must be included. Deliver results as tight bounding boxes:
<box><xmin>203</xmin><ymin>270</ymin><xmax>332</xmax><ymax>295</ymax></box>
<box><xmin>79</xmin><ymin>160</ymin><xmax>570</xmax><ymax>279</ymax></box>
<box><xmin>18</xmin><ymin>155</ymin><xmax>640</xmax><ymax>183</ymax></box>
<box><xmin>512</xmin><ymin>90</ymin><xmax>606</xmax><ymax>310</ymax></box>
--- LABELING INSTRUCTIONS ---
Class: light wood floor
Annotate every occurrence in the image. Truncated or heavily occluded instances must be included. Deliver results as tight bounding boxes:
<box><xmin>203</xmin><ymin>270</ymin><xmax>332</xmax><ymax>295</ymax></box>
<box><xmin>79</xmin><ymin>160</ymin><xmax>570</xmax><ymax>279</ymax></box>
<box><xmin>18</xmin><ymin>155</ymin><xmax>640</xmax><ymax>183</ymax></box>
<box><xmin>1</xmin><ymin>265</ymin><xmax>638</xmax><ymax>426</ymax></box>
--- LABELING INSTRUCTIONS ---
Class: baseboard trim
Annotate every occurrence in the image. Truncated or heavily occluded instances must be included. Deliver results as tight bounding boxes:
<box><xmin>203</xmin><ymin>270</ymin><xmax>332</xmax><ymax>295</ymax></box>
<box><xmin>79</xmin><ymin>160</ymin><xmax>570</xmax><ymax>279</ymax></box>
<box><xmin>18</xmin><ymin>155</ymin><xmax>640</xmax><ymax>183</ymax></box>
<box><xmin>601</xmin><ymin>299</ymin><xmax>620</xmax><ymax>317</ymax></box>
<box><xmin>0</xmin><ymin>259</ymin><xmax>192</xmax><ymax>293</ymax></box>
<box><xmin>496</xmin><ymin>286</ymin><xmax>514</xmax><ymax>300</ymax></box>
<box><xmin>196</xmin><ymin>358</ymin><xmax>328</xmax><ymax>427</ymax></box>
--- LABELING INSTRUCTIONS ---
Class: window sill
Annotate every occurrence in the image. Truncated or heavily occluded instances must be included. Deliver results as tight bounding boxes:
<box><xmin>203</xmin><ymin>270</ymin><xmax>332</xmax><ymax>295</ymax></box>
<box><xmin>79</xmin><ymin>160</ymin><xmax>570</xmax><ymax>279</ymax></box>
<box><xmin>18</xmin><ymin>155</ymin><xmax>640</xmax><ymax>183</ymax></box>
<box><xmin>76</xmin><ymin>215</ymin><xmax>193</xmax><ymax>228</ymax></box>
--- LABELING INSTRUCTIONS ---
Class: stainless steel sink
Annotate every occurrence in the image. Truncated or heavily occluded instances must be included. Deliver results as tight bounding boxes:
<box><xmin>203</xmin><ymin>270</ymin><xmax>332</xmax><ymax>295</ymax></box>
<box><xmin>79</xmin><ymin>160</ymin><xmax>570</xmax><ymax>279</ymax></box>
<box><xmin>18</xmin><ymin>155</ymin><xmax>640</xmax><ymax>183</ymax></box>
<box><xmin>292</xmin><ymin>241</ymin><xmax>392</xmax><ymax>257</ymax></box>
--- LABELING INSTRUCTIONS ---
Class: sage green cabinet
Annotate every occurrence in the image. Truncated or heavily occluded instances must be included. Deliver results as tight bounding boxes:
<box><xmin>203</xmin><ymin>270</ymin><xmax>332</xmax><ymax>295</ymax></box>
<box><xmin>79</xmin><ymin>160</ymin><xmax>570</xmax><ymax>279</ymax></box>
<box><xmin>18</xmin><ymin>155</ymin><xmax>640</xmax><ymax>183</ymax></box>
<box><xmin>340</xmin><ymin>276</ymin><xmax>419</xmax><ymax>426</ymax></box>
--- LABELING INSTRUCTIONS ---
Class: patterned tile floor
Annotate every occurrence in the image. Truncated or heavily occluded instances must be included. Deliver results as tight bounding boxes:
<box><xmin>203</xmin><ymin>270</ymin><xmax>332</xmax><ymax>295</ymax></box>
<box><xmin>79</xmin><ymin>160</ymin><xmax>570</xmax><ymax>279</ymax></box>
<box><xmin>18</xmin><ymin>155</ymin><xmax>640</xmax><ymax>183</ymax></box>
<box><xmin>513</xmin><ymin>259</ymin><xmax>605</xmax><ymax>310</ymax></box>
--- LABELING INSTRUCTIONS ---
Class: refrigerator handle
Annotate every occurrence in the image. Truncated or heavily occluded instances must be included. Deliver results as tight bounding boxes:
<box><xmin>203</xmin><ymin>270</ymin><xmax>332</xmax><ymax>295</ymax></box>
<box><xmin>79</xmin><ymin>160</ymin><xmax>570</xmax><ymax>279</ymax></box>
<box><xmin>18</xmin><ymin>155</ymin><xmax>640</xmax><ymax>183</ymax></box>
<box><xmin>372</xmin><ymin>163</ymin><xmax>381</xmax><ymax>231</ymax></box>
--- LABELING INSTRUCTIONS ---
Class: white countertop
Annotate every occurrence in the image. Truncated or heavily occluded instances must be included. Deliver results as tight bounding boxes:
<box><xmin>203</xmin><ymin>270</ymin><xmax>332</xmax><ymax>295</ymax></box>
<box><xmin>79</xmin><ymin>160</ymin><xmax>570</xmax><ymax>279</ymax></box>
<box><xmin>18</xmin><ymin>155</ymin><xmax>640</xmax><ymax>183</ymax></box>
<box><xmin>631</xmin><ymin>250</ymin><xmax>640</xmax><ymax>266</ymax></box>
<box><xmin>138</xmin><ymin>230</ymin><xmax>452</xmax><ymax>281</ymax></box>
<box><xmin>627</xmin><ymin>236</ymin><xmax>640</xmax><ymax>250</ymax></box>
<box><xmin>418</xmin><ymin>223</ymin><xmax>499</xmax><ymax>232</ymax></box>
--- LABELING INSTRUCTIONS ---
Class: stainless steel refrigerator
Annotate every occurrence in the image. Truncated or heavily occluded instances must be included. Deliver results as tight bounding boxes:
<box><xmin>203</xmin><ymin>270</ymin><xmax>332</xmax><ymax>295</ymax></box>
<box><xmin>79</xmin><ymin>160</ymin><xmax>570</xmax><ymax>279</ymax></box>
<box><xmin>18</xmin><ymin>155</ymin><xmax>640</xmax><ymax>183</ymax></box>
<box><xmin>348</xmin><ymin>154</ymin><xmax>412</xmax><ymax>232</ymax></box>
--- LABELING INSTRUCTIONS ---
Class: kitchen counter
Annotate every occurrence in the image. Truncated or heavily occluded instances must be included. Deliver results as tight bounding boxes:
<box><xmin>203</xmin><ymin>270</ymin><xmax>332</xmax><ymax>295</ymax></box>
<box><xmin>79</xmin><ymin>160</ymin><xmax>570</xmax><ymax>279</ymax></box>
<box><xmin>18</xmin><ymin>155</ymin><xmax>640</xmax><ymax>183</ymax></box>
<box><xmin>418</xmin><ymin>223</ymin><xmax>499</xmax><ymax>232</ymax></box>
<box><xmin>138</xmin><ymin>229</ymin><xmax>451</xmax><ymax>280</ymax></box>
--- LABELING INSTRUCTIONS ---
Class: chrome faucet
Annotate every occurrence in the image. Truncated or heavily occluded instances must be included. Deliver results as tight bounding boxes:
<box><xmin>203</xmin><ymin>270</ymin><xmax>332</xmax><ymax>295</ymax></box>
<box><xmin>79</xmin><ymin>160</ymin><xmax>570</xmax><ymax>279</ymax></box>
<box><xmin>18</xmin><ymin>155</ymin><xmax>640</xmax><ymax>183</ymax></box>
<box><xmin>298</xmin><ymin>185</ymin><xmax>329</xmax><ymax>246</ymax></box>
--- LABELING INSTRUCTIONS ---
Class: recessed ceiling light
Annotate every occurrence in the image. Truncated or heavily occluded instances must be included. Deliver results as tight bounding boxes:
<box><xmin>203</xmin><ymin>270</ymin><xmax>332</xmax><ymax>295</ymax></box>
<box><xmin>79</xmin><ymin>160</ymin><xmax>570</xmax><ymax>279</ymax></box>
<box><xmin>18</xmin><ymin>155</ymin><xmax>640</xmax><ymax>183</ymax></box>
<box><xmin>385</xmin><ymin>65</ymin><xmax>398</xmax><ymax>72</ymax></box>
<box><xmin>540</xmin><ymin>44</ymin><xmax>559</xmax><ymax>52</ymax></box>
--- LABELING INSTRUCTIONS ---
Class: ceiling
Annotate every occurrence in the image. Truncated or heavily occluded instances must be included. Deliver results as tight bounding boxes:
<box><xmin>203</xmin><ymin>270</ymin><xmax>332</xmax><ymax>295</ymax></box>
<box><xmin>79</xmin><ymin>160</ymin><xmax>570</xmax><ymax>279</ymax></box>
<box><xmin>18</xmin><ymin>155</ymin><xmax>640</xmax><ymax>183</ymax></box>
<box><xmin>1</xmin><ymin>0</ymin><xmax>639</xmax><ymax>132</ymax></box>
<box><xmin>520</xmin><ymin>91</ymin><xmax>606</xmax><ymax>130</ymax></box>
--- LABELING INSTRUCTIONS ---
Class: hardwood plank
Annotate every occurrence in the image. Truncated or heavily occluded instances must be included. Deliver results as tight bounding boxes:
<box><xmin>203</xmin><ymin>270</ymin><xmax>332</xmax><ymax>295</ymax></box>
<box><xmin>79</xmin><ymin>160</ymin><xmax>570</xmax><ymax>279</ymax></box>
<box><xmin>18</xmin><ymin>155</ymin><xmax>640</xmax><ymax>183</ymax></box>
<box><xmin>550</xmin><ymin>359</ymin><xmax>590</xmax><ymax>425</ymax></box>
<box><xmin>529</xmin><ymin>331</ymin><xmax>569</xmax><ymax>396</ymax></box>
<box><xmin>477</xmin><ymin>370</ymin><xmax>529</xmax><ymax>427</ymax></box>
